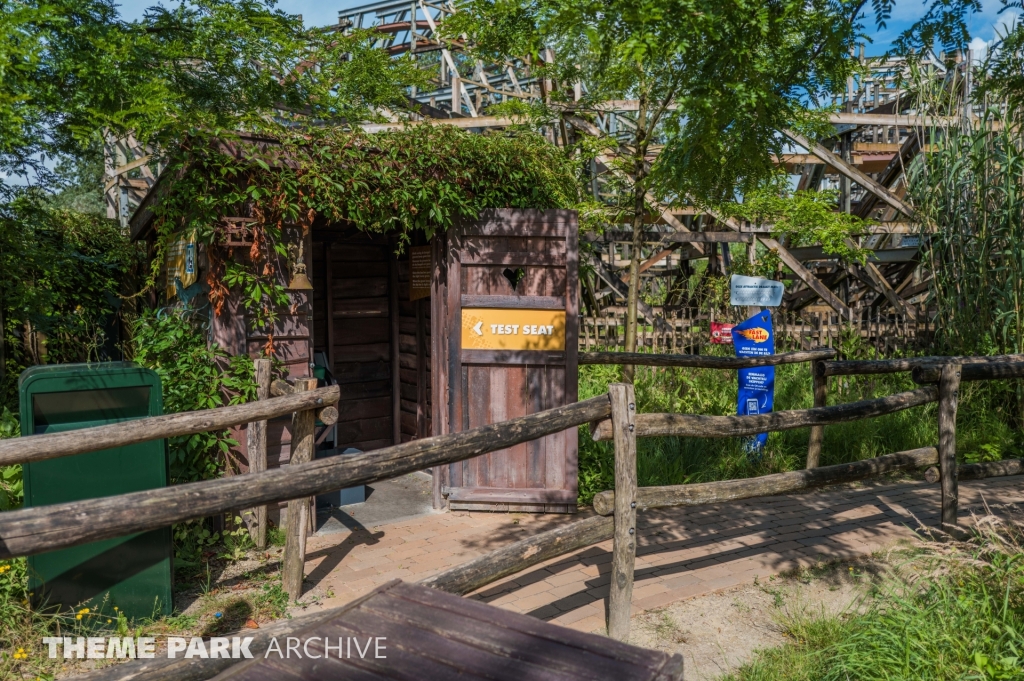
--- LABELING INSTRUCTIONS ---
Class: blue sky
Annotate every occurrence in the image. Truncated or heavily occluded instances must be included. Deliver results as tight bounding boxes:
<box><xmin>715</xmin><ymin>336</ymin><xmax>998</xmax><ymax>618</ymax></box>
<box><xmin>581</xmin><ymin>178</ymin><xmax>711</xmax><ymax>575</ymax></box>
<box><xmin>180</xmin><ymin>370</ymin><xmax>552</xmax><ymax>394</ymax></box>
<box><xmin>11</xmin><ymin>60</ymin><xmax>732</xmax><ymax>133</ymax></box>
<box><xmin>115</xmin><ymin>0</ymin><xmax>358</xmax><ymax>27</ymax></box>
<box><xmin>114</xmin><ymin>0</ymin><xmax>1020</xmax><ymax>55</ymax></box>
<box><xmin>863</xmin><ymin>0</ymin><xmax>1020</xmax><ymax>56</ymax></box>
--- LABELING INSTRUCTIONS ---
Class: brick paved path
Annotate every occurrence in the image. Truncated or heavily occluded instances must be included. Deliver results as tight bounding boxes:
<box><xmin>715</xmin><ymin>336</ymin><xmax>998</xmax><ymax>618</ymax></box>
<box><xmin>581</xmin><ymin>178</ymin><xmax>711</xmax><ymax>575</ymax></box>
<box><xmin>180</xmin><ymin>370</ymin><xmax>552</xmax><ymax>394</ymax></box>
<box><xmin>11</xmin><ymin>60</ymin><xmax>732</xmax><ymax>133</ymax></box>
<box><xmin>303</xmin><ymin>476</ymin><xmax>1024</xmax><ymax>634</ymax></box>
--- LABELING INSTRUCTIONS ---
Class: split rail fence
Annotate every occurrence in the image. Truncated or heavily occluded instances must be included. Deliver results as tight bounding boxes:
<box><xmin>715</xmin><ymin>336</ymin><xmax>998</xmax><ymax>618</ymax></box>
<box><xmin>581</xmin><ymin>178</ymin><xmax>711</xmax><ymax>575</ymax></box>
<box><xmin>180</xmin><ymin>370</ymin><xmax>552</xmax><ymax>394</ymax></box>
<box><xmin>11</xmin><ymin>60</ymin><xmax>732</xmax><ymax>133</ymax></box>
<box><xmin>1</xmin><ymin>351</ymin><xmax>1024</xmax><ymax>680</ymax></box>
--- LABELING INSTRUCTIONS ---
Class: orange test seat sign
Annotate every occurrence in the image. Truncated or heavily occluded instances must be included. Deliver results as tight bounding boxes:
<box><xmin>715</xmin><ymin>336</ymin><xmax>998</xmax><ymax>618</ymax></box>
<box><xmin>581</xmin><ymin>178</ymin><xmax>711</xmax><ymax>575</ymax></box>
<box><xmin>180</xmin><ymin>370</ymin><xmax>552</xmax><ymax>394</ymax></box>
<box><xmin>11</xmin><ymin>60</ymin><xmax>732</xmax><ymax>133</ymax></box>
<box><xmin>461</xmin><ymin>309</ymin><xmax>566</xmax><ymax>351</ymax></box>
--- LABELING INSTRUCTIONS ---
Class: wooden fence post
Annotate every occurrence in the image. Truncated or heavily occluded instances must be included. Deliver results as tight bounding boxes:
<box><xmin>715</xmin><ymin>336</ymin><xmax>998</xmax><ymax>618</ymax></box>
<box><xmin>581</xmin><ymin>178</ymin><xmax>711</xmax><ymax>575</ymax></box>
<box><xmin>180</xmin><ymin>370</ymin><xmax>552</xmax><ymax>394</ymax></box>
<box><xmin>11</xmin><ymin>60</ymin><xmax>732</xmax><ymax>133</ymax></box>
<box><xmin>806</xmin><ymin>364</ymin><xmax>827</xmax><ymax>469</ymax></box>
<box><xmin>938</xmin><ymin>362</ymin><xmax>962</xmax><ymax>530</ymax></box>
<box><xmin>283</xmin><ymin>377</ymin><xmax>318</xmax><ymax>601</ymax></box>
<box><xmin>247</xmin><ymin>359</ymin><xmax>272</xmax><ymax>550</ymax></box>
<box><xmin>607</xmin><ymin>382</ymin><xmax>638</xmax><ymax>641</ymax></box>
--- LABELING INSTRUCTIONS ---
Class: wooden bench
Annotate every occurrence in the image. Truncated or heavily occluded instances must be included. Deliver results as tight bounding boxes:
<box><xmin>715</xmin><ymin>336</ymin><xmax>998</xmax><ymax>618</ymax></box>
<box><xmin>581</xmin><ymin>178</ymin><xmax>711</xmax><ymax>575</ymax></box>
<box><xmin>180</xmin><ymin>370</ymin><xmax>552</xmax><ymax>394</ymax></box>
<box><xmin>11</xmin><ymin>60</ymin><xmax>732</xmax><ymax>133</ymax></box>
<box><xmin>215</xmin><ymin>580</ymin><xmax>685</xmax><ymax>680</ymax></box>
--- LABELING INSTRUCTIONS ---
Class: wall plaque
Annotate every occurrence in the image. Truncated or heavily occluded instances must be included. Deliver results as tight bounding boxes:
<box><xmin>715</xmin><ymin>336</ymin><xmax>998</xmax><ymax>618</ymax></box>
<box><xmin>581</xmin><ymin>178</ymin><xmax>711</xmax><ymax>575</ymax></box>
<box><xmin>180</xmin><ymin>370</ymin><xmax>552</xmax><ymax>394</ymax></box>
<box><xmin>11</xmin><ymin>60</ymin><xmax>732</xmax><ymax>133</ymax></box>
<box><xmin>410</xmin><ymin>246</ymin><xmax>432</xmax><ymax>301</ymax></box>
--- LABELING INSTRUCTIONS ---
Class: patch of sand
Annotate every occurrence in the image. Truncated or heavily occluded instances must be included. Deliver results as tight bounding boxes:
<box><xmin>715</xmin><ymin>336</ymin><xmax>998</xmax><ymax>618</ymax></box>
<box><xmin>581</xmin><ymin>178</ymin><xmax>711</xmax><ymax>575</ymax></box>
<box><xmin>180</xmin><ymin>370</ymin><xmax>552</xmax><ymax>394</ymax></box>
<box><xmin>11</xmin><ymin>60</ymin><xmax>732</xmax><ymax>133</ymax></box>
<box><xmin>628</xmin><ymin>557</ymin><xmax>887</xmax><ymax>680</ymax></box>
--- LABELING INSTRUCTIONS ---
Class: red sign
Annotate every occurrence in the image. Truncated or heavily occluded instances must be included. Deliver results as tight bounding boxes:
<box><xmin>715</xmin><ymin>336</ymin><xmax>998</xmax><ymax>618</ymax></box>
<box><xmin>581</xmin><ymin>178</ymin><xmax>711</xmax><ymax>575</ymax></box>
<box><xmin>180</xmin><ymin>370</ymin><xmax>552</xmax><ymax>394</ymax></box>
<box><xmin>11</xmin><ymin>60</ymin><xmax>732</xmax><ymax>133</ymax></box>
<box><xmin>710</xmin><ymin>322</ymin><xmax>735</xmax><ymax>344</ymax></box>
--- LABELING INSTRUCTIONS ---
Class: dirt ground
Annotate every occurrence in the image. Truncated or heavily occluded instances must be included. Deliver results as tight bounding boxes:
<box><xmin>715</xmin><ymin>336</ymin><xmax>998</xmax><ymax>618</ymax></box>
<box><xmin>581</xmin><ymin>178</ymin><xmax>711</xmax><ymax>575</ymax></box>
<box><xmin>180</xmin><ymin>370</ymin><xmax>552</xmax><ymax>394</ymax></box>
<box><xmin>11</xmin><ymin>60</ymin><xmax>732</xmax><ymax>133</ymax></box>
<box><xmin>628</xmin><ymin>555</ymin><xmax>891</xmax><ymax>680</ymax></box>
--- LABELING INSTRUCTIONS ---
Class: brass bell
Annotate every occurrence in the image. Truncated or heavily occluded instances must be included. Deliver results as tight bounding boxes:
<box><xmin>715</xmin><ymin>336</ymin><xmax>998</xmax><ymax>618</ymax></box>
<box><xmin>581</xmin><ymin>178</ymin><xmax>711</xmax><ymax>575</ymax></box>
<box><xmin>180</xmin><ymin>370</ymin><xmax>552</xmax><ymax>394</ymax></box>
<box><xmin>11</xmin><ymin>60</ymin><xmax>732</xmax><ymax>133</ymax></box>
<box><xmin>287</xmin><ymin>264</ymin><xmax>314</xmax><ymax>290</ymax></box>
<box><xmin>287</xmin><ymin>237</ymin><xmax>314</xmax><ymax>290</ymax></box>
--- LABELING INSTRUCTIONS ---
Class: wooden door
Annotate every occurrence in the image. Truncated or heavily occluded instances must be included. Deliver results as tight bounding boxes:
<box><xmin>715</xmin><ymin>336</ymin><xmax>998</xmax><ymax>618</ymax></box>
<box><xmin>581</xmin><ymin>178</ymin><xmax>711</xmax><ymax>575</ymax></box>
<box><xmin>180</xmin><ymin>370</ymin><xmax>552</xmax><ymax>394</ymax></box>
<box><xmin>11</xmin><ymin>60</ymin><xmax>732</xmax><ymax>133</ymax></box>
<box><xmin>432</xmin><ymin>209</ymin><xmax>579</xmax><ymax>513</ymax></box>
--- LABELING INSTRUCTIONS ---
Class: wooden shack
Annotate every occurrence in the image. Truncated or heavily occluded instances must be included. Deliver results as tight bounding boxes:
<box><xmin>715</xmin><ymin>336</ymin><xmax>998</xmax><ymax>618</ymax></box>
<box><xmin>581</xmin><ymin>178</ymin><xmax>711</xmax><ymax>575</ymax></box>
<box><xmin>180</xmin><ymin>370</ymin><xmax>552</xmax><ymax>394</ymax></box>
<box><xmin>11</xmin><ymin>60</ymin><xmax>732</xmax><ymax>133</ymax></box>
<box><xmin>130</xmin><ymin>162</ymin><xmax>580</xmax><ymax>517</ymax></box>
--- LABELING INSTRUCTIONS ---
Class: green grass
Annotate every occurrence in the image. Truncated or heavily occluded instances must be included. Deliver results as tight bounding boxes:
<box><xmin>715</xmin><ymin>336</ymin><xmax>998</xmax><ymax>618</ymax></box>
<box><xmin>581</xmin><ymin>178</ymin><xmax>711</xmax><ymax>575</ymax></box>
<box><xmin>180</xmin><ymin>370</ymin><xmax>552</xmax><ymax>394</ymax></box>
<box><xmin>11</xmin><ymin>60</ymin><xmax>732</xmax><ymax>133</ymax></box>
<box><xmin>720</xmin><ymin>527</ymin><xmax>1024</xmax><ymax>680</ymax></box>
<box><xmin>577</xmin><ymin>352</ymin><xmax>1022</xmax><ymax>505</ymax></box>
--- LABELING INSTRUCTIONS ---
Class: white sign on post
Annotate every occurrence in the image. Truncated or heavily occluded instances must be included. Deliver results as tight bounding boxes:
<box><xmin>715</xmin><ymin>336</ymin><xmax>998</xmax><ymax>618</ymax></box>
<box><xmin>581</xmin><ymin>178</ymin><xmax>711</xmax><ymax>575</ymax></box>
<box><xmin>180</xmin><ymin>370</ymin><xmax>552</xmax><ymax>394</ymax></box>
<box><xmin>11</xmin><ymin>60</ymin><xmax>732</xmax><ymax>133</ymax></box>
<box><xmin>730</xmin><ymin>274</ymin><xmax>785</xmax><ymax>307</ymax></box>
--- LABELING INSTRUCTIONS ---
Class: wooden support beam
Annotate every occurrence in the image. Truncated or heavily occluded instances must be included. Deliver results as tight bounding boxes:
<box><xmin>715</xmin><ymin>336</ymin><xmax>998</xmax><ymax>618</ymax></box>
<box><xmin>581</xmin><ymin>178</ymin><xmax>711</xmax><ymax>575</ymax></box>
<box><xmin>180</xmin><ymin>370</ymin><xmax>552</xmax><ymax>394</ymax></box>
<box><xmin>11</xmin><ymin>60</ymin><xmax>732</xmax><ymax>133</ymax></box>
<box><xmin>662</xmin><ymin>232</ymin><xmax>754</xmax><ymax>243</ymax></box>
<box><xmin>864</xmin><ymin>260</ymin><xmax>917</xmax><ymax>319</ymax></box>
<box><xmin>587</xmin><ymin>253</ymin><xmax>671</xmax><ymax>332</ymax></box>
<box><xmin>587</xmin><ymin>103</ymin><xmax>955</xmax><ymax>127</ymax></box>
<box><xmin>806</xmin><ymin>371</ymin><xmax>827</xmax><ymax>469</ymax></box>
<box><xmin>565</xmin><ymin>115</ymin><xmax>708</xmax><ymax>257</ymax></box>
<box><xmin>247</xmin><ymin>359</ymin><xmax>271</xmax><ymax>550</ymax></box>
<box><xmin>845</xmin><ymin>238</ymin><xmax>917</xmax><ymax>320</ymax></box>
<box><xmin>938</xmin><ymin>364</ymin><xmax>961</xmax><ymax>529</ymax></box>
<box><xmin>607</xmin><ymin>383</ymin><xmax>638</xmax><ymax>641</ymax></box>
<box><xmin>588</xmin><ymin>230</ymin><xmax>761</xmax><ymax>243</ymax></box>
<box><xmin>636</xmin><ymin>243</ymin><xmax>682</xmax><ymax>275</ymax></box>
<box><xmin>783</xmin><ymin>129</ymin><xmax>916</xmax><ymax>219</ymax></box>
<box><xmin>758</xmin><ymin>237</ymin><xmax>853</xmax><ymax>319</ymax></box>
<box><xmin>283</xmin><ymin>377</ymin><xmax>318</xmax><ymax>601</ymax></box>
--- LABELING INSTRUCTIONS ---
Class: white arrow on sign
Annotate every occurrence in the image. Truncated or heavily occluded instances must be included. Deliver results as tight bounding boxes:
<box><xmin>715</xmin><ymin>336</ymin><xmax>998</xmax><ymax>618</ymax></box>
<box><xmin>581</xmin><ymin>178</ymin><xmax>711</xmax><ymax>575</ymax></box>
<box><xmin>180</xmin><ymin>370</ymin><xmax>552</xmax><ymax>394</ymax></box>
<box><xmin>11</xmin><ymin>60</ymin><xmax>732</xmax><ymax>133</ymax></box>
<box><xmin>472</xmin><ymin>321</ymin><xmax>483</xmax><ymax>336</ymax></box>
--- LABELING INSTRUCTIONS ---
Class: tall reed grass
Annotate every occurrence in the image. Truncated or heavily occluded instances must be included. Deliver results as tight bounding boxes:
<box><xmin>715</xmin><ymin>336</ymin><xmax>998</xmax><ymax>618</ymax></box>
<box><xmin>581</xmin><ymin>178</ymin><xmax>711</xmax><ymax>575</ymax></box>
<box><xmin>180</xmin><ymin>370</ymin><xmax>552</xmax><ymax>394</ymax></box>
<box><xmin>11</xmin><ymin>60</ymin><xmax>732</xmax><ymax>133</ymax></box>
<box><xmin>911</xmin><ymin>112</ymin><xmax>1024</xmax><ymax>358</ymax></box>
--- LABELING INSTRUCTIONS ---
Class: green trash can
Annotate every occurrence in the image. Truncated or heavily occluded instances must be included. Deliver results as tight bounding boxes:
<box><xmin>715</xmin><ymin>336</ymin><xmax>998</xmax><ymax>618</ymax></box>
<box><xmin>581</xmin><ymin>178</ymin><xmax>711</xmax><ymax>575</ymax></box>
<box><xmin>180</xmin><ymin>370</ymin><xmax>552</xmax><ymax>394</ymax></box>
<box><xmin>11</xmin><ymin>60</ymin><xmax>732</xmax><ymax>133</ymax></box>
<box><xmin>19</xmin><ymin>363</ymin><xmax>172</xmax><ymax>620</ymax></box>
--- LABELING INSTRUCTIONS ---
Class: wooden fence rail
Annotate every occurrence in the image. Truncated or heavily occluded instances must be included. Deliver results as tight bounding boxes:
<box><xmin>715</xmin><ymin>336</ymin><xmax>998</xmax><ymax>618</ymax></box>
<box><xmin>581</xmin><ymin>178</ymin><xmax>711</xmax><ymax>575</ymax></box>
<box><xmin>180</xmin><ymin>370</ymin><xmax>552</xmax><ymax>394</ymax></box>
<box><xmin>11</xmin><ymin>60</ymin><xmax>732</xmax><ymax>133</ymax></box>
<box><xmin>817</xmin><ymin>354</ymin><xmax>1024</xmax><ymax>377</ymax></box>
<box><xmin>0</xmin><ymin>395</ymin><xmax>611</xmax><ymax>561</ymax></box>
<box><xmin>579</xmin><ymin>348</ymin><xmax>836</xmax><ymax>368</ymax></box>
<box><xmin>594</xmin><ymin>358</ymin><xmax>1024</xmax><ymax>639</ymax></box>
<box><xmin>807</xmin><ymin>355</ymin><xmax>1024</xmax><ymax>469</ymax></box>
<box><xmin>914</xmin><ymin>360</ymin><xmax>1024</xmax><ymax>384</ymax></box>
<box><xmin>0</xmin><ymin>385</ymin><xmax>341</xmax><ymax>467</ymax></box>
<box><xmin>592</xmin><ymin>446</ymin><xmax>939</xmax><ymax>516</ymax></box>
<box><xmin>590</xmin><ymin>387</ymin><xmax>938</xmax><ymax>441</ymax></box>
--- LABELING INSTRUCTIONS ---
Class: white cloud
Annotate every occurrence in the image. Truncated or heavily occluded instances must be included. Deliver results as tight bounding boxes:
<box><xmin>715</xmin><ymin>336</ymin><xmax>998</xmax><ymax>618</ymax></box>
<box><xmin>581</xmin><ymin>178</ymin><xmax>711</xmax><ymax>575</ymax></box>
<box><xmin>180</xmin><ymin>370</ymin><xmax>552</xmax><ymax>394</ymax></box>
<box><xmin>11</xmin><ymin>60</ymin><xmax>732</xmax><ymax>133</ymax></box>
<box><xmin>969</xmin><ymin>36</ymin><xmax>989</xmax><ymax>61</ymax></box>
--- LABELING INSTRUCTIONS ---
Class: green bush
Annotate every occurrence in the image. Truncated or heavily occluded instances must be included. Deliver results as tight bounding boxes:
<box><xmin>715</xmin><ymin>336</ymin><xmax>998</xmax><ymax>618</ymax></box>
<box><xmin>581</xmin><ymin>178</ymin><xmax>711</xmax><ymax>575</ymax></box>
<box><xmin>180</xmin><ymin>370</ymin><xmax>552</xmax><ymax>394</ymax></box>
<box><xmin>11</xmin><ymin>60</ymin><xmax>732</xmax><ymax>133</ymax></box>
<box><xmin>129</xmin><ymin>309</ymin><xmax>256</xmax><ymax>565</ymax></box>
<box><xmin>0</xmin><ymin>408</ymin><xmax>22</xmax><ymax>510</ymax></box>
<box><xmin>129</xmin><ymin>309</ymin><xmax>255</xmax><ymax>484</ymax></box>
<box><xmin>1</xmin><ymin>200</ymin><xmax>141</xmax><ymax>410</ymax></box>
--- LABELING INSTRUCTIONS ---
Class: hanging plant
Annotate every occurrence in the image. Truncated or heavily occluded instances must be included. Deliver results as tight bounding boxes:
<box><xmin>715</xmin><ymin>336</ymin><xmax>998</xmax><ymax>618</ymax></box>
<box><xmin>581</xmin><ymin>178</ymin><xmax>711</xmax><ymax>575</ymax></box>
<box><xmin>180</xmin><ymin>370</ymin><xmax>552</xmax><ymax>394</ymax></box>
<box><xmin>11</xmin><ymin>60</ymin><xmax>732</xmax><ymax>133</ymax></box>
<box><xmin>148</xmin><ymin>124</ymin><xmax>586</xmax><ymax>333</ymax></box>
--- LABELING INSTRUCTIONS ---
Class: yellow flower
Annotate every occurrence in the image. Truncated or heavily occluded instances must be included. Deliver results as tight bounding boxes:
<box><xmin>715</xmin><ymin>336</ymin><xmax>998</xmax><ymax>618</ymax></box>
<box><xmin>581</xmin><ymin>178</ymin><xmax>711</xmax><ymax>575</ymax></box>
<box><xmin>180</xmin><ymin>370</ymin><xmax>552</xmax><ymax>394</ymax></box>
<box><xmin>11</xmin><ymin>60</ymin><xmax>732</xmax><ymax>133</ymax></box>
<box><xmin>76</xmin><ymin>614</ymin><xmax>82</xmax><ymax>620</ymax></box>
<box><xmin>107</xmin><ymin>619</ymin><xmax>112</xmax><ymax>623</ymax></box>
<box><xmin>113</xmin><ymin>606</ymin><xmax>118</xmax><ymax>611</ymax></box>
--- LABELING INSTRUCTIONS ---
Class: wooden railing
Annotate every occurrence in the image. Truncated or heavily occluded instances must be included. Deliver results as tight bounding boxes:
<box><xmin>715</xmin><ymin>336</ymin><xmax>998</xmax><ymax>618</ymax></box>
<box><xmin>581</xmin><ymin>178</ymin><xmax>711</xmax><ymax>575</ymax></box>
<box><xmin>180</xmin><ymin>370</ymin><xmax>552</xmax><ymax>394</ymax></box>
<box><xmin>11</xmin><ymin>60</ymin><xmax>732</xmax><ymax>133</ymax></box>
<box><xmin>807</xmin><ymin>354</ymin><xmax>1024</xmax><ymax>468</ymax></box>
<box><xmin>579</xmin><ymin>348</ymin><xmax>837</xmax><ymax>368</ymax></box>
<box><xmin>0</xmin><ymin>380</ymin><xmax>610</xmax><ymax>601</ymax></box>
<box><xmin>6</xmin><ymin>353</ymin><xmax>1024</xmax><ymax>681</ymax></box>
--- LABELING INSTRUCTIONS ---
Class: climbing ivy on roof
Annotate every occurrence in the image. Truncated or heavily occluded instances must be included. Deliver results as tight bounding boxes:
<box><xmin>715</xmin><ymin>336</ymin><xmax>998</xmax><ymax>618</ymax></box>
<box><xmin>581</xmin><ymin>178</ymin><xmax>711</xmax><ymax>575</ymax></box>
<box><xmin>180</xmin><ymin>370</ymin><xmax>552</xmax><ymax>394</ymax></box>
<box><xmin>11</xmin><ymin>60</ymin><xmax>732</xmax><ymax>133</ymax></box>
<box><xmin>150</xmin><ymin>123</ymin><xmax>585</xmax><ymax>329</ymax></box>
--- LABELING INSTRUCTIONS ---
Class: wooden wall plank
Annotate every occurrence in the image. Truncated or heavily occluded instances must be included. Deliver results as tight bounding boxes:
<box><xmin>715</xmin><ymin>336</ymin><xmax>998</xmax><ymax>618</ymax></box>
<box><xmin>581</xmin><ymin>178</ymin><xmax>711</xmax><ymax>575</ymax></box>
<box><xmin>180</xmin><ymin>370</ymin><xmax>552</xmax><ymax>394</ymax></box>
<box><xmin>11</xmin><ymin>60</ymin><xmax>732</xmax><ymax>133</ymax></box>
<box><xmin>390</xmin><ymin>249</ymin><xmax>401</xmax><ymax>445</ymax></box>
<box><xmin>506</xmin><ymin>366</ymin><xmax>529</xmax><ymax>488</ymax></box>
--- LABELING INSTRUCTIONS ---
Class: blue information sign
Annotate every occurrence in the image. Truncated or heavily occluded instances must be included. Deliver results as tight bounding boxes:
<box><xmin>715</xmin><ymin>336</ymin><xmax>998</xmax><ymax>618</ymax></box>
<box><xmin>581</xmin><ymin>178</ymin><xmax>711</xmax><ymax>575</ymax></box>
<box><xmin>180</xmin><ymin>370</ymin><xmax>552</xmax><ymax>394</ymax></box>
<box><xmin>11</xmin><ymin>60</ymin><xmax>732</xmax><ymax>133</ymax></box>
<box><xmin>731</xmin><ymin>311</ymin><xmax>775</xmax><ymax>452</ymax></box>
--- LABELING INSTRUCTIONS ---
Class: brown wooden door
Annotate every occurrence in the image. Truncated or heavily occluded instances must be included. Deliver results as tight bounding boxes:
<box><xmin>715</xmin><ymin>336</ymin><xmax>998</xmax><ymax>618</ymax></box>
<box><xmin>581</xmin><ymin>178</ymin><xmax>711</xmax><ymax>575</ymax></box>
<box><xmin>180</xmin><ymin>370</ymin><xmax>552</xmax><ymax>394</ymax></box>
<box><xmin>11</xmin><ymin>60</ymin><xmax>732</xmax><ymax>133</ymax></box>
<box><xmin>432</xmin><ymin>209</ymin><xmax>579</xmax><ymax>512</ymax></box>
